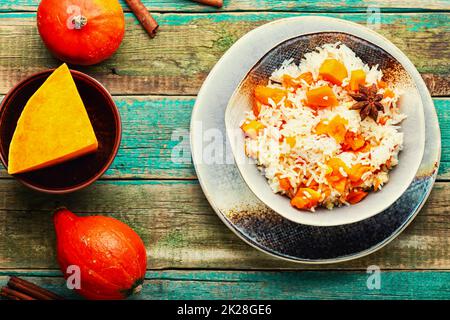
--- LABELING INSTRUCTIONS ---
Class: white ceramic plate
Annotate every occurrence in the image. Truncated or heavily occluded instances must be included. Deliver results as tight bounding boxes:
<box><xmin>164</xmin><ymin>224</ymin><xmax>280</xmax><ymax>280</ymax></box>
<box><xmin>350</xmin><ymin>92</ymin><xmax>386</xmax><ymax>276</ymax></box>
<box><xmin>224</xmin><ymin>17</ymin><xmax>425</xmax><ymax>226</ymax></box>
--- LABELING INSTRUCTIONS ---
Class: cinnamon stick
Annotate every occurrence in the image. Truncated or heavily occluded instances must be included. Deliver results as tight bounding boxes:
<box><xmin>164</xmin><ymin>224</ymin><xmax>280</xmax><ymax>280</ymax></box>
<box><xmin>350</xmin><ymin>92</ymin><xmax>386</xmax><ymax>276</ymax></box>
<box><xmin>1</xmin><ymin>286</ymin><xmax>35</xmax><ymax>300</ymax></box>
<box><xmin>8</xmin><ymin>276</ymin><xmax>64</xmax><ymax>300</ymax></box>
<box><xmin>0</xmin><ymin>289</ymin><xmax>20</xmax><ymax>300</ymax></box>
<box><xmin>124</xmin><ymin>0</ymin><xmax>159</xmax><ymax>37</ymax></box>
<box><xmin>191</xmin><ymin>0</ymin><xmax>223</xmax><ymax>8</ymax></box>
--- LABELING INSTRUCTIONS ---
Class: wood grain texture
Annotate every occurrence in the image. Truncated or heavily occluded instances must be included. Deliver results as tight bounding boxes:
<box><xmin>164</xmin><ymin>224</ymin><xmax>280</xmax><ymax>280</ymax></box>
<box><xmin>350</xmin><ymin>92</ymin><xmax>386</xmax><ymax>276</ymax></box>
<box><xmin>0</xmin><ymin>12</ymin><xmax>448</xmax><ymax>96</ymax></box>
<box><xmin>0</xmin><ymin>97</ymin><xmax>448</xmax><ymax>179</ymax></box>
<box><xmin>0</xmin><ymin>5</ymin><xmax>448</xmax><ymax>299</ymax></box>
<box><xmin>0</xmin><ymin>270</ymin><xmax>449</xmax><ymax>300</ymax></box>
<box><xmin>0</xmin><ymin>97</ymin><xmax>448</xmax><ymax>180</ymax></box>
<box><xmin>1</xmin><ymin>0</ymin><xmax>449</xmax><ymax>12</ymax></box>
<box><xmin>0</xmin><ymin>180</ymin><xmax>448</xmax><ymax>270</ymax></box>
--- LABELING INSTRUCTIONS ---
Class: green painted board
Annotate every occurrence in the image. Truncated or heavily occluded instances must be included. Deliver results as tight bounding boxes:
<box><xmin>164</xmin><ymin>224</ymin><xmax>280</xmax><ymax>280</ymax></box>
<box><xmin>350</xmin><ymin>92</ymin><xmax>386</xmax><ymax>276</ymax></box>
<box><xmin>0</xmin><ymin>270</ymin><xmax>449</xmax><ymax>300</ymax></box>
<box><xmin>0</xmin><ymin>2</ymin><xmax>448</xmax><ymax>302</ymax></box>
<box><xmin>0</xmin><ymin>179</ymin><xmax>448</xmax><ymax>270</ymax></box>
<box><xmin>0</xmin><ymin>97</ymin><xmax>448</xmax><ymax>179</ymax></box>
<box><xmin>0</xmin><ymin>0</ymin><xmax>449</xmax><ymax>12</ymax></box>
<box><xmin>109</xmin><ymin>97</ymin><xmax>450</xmax><ymax>180</ymax></box>
<box><xmin>0</xmin><ymin>12</ymin><xmax>448</xmax><ymax>96</ymax></box>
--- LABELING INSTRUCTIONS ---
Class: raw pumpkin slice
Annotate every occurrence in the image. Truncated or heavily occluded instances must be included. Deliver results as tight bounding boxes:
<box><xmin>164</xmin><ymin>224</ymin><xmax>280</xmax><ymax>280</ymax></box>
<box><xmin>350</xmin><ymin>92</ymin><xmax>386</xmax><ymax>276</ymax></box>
<box><xmin>8</xmin><ymin>64</ymin><xmax>98</xmax><ymax>174</ymax></box>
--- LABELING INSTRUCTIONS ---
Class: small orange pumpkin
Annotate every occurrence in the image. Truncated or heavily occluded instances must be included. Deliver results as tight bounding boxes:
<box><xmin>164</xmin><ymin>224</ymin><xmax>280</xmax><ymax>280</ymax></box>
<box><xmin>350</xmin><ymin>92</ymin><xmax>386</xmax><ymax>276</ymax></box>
<box><xmin>54</xmin><ymin>208</ymin><xmax>147</xmax><ymax>300</ymax></box>
<box><xmin>37</xmin><ymin>0</ymin><xmax>125</xmax><ymax>65</ymax></box>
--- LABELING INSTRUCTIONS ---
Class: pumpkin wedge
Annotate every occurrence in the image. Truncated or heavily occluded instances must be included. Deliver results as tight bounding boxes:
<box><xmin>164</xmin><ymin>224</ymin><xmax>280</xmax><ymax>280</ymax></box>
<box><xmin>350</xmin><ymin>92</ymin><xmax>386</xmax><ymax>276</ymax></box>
<box><xmin>8</xmin><ymin>64</ymin><xmax>98</xmax><ymax>174</ymax></box>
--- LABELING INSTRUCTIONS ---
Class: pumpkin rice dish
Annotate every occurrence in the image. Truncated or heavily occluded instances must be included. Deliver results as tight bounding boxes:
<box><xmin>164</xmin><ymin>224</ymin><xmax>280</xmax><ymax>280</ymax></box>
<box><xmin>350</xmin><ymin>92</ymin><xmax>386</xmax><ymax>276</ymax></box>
<box><xmin>241</xmin><ymin>42</ymin><xmax>405</xmax><ymax>211</ymax></box>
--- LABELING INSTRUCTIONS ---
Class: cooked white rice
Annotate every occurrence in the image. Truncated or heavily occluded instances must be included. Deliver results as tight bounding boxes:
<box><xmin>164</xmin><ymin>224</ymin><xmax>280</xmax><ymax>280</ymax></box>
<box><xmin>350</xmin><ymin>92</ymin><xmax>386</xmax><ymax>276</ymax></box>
<box><xmin>241</xmin><ymin>42</ymin><xmax>405</xmax><ymax>211</ymax></box>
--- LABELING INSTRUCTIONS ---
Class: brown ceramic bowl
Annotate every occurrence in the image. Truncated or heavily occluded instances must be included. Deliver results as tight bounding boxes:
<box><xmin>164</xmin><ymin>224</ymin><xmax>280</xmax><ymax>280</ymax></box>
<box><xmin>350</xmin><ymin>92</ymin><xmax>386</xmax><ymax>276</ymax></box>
<box><xmin>0</xmin><ymin>69</ymin><xmax>121</xmax><ymax>194</ymax></box>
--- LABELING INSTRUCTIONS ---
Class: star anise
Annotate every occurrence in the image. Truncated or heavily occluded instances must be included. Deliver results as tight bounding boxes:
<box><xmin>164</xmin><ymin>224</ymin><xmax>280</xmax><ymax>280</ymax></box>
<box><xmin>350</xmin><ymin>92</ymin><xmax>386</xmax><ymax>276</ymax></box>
<box><xmin>349</xmin><ymin>84</ymin><xmax>384</xmax><ymax>121</ymax></box>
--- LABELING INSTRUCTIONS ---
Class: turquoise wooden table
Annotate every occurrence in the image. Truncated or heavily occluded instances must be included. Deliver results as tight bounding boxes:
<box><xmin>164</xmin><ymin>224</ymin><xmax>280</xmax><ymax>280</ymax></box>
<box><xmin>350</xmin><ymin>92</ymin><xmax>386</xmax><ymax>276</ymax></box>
<box><xmin>0</xmin><ymin>0</ymin><xmax>449</xmax><ymax>300</ymax></box>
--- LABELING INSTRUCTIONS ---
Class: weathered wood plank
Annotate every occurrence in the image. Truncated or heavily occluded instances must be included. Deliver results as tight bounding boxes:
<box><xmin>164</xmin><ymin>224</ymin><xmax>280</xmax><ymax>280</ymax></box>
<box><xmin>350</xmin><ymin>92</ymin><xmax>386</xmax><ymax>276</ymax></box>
<box><xmin>435</xmin><ymin>98</ymin><xmax>450</xmax><ymax>179</ymax></box>
<box><xmin>0</xmin><ymin>270</ymin><xmax>449</xmax><ymax>300</ymax></box>
<box><xmin>1</xmin><ymin>0</ymin><xmax>449</xmax><ymax>12</ymax></box>
<box><xmin>111</xmin><ymin>97</ymin><xmax>450</xmax><ymax>180</ymax></box>
<box><xmin>0</xmin><ymin>97</ymin><xmax>448</xmax><ymax>180</ymax></box>
<box><xmin>104</xmin><ymin>96</ymin><xmax>196</xmax><ymax>179</ymax></box>
<box><xmin>0</xmin><ymin>12</ymin><xmax>448</xmax><ymax>96</ymax></box>
<box><xmin>0</xmin><ymin>180</ymin><xmax>448</xmax><ymax>270</ymax></box>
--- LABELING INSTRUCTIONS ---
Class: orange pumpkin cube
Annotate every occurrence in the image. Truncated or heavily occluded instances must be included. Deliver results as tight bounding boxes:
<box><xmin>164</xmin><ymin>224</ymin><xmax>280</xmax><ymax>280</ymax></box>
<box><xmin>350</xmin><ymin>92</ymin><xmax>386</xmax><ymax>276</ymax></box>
<box><xmin>349</xmin><ymin>69</ymin><xmax>366</xmax><ymax>91</ymax></box>
<box><xmin>348</xmin><ymin>163</ymin><xmax>372</xmax><ymax>182</ymax></box>
<box><xmin>343</xmin><ymin>132</ymin><xmax>366</xmax><ymax>151</ymax></box>
<box><xmin>315</xmin><ymin>115</ymin><xmax>348</xmax><ymax>144</ymax></box>
<box><xmin>325</xmin><ymin>157</ymin><xmax>350</xmax><ymax>194</ymax></box>
<box><xmin>291</xmin><ymin>196</ymin><xmax>310</xmax><ymax>210</ymax></box>
<box><xmin>254</xmin><ymin>85</ymin><xmax>286</xmax><ymax>105</ymax></box>
<box><xmin>285</xmin><ymin>136</ymin><xmax>296</xmax><ymax>148</ymax></box>
<box><xmin>333</xmin><ymin>178</ymin><xmax>347</xmax><ymax>194</ymax></box>
<box><xmin>282</xmin><ymin>75</ymin><xmax>298</xmax><ymax>88</ymax></box>
<box><xmin>319</xmin><ymin>59</ymin><xmax>348</xmax><ymax>85</ymax></box>
<box><xmin>326</xmin><ymin>157</ymin><xmax>350</xmax><ymax>178</ymax></box>
<box><xmin>327</xmin><ymin>116</ymin><xmax>348</xmax><ymax>144</ymax></box>
<box><xmin>241</xmin><ymin>120</ymin><xmax>265</xmax><ymax>139</ymax></box>
<box><xmin>377</xmin><ymin>80</ymin><xmax>387</xmax><ymax>89</ymax></box>
<box><xmin>291</xmin><ymin>188</ymin><xmax>321</xmax><ymax>210</ymax></box>
<box><xmin>282</xmin><ymin>72</ymin><xmax>314</xmax><ymax>88</ymax></box>
<box><xmin>358</xmin><ymin>142</ymin><xmax>372</xmax><ymax>153</ymax></box>
<box><xmin>315</xmin><ymin>121</ymin><xmax>329</xmax><ymax>136</ymax></box>
<box><xmin>298</xmin><ymin>72</ymin><xmax>314</xmax><ymax>85</ymax></box>
<box><xmin>306</xmin><ymin>85</ymin><xmax>338</xmax><ymax>108</ymax></box>
<box><xmin>278</xmin><ymin>177</ymin><xmax>292</xmax><ymax>191</ymax></box>
<box><xmin>346</xmin><ymin>190</ymin><xmax>368</xmax><ymax>204</ymax></box>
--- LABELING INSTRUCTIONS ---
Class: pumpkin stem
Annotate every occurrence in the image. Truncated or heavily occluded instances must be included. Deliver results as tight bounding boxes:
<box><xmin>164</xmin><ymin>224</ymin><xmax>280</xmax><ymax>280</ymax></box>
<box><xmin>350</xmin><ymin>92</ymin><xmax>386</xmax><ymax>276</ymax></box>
<box><xmin>72</xmin><ymin>15</ymin><xmax>87</xmax><ymax>30</ymax></box>
<box><xmin>133</xmin><ymin>284</ymin><xmax>143</xmax><ymax>295</ymax></box>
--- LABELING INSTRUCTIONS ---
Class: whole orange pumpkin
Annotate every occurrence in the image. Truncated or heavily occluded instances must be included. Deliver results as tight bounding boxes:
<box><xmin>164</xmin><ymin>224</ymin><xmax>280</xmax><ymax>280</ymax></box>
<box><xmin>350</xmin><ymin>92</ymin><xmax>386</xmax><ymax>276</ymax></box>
<box><xmin>37</xmin><ymin>0</ymin><xmax>125</xmax><ymax>65</ymax></box>
<box><xmin>54</xmin><ymin>208</ymin><xmax>147</xmax><ymax>300</ymax></box>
